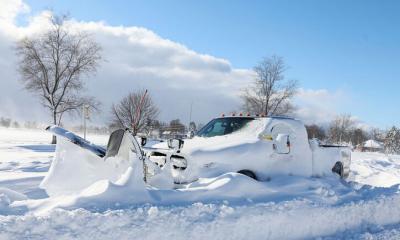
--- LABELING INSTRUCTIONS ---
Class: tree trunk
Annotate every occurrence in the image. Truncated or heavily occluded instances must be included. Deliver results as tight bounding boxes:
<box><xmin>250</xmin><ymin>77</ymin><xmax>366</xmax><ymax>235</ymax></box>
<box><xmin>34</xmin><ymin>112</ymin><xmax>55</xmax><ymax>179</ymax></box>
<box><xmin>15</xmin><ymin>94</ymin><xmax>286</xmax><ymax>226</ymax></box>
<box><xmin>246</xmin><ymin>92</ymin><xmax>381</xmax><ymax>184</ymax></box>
<box><xmin>51</xmin><ymin>111</ymin><xmax>57</xmax><ymax>144</ymax></box>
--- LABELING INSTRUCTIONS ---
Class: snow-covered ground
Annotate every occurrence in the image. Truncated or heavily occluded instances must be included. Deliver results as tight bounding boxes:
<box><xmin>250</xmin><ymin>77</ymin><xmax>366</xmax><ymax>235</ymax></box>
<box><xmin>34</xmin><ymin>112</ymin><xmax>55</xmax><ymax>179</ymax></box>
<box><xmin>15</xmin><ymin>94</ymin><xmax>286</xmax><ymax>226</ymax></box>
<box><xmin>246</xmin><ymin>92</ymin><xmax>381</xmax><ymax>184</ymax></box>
<box><xmin>350</xmin><ymin>151</ymin><xmax>400</xmax><ymax>188</ymax></box>
<box><xmin>0</xmin><ymin>127</ymin><xmax>400</xmax><ymax>239</ymax></box>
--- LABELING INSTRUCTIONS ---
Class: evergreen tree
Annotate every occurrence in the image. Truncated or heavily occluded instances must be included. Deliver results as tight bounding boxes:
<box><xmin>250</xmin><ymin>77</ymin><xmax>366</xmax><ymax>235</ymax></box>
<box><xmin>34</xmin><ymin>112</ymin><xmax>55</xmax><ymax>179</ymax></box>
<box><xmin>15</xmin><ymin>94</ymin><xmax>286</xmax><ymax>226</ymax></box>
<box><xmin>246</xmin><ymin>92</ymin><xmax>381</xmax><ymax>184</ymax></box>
<box><xmin>384</xmin><ymin>126</ymin><xmax>400</xmax><ymax>154</ymax></box>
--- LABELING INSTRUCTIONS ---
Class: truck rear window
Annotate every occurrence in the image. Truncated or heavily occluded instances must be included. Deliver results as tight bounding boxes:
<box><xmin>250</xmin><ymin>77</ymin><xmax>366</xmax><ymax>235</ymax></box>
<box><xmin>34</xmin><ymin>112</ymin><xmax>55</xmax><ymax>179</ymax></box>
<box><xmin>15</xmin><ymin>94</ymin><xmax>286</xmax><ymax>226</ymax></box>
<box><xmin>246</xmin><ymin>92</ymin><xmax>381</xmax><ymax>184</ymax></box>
<box><xmin>197</xmin><ymin>117</ymin><xmax>254</xmax><ymax>138</ymax></box>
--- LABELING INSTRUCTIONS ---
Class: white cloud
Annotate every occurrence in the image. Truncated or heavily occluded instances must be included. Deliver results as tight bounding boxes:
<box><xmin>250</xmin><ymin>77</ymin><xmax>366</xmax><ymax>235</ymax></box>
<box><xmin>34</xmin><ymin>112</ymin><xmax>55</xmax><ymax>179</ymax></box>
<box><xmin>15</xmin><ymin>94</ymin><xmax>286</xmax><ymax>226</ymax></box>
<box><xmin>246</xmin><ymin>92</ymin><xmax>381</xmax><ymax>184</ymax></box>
<box><xmin>0</xmin><ymin>0</ymin><xmax>354</xmax><ymax>128</ymax></box>
<box><xmin>293</xmin><ymin>88</ymin><xmax>371</xmax><ymax>129</ymax></box>
<box><xmin>0</xmin><ymin>3</ymin><xmax>253</xmax><ymax>125</ymax></box>
<box><xmin>0</xmin><ymin>0</ymin><xmax>29</xmax><ymax>24</ymax></box>
<box><xmin>293</xmin><ymin>88</ymin><xmax>346</xmax><ymax>125</ymax></box>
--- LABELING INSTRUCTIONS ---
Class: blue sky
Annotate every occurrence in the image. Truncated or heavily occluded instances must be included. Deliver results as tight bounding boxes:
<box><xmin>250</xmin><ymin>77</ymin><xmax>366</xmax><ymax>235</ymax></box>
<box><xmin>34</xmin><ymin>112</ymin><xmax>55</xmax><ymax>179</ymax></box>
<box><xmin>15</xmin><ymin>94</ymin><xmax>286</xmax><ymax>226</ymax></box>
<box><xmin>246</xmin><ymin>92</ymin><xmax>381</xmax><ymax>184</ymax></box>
<box><xmin>22</xmin><ymin>0</ymin><xmax>400</xmax><ymax>127</ymax></box>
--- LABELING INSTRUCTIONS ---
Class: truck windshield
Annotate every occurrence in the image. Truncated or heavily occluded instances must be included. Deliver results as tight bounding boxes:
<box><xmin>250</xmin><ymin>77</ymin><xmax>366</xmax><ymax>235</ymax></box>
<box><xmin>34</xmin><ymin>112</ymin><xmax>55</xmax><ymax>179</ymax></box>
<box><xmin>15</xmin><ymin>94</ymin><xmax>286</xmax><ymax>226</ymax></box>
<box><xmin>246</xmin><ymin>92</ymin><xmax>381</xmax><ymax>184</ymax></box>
<box><xmin>197</xmin><ymin>117</ymin><xmax>254</xmax><ymax>138</ymax></box>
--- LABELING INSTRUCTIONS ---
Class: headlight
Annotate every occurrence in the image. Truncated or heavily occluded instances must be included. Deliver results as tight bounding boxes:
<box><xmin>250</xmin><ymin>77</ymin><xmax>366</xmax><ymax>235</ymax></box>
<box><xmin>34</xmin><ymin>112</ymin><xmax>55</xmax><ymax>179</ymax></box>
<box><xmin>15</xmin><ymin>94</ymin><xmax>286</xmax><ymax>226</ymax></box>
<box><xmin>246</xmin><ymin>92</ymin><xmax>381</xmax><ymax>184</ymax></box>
<box><xmin>147</xmin><ymin>152</ymin><xmax>167</xmax><ymax>168</ymax></box>
<box><xmin>171</xmin><ymin>155</ymin><xmax>187</xmax><ymax>170</ymax></box>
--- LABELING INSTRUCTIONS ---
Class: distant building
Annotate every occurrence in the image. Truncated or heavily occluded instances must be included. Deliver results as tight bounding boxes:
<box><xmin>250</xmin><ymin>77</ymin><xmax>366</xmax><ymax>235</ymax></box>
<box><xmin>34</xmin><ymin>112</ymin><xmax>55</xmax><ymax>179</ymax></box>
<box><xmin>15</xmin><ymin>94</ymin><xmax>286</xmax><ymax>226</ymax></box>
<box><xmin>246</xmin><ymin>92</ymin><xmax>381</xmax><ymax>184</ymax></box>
<box><xmin>362</xmin><ymin>139</ymin><xmax>384</xmax><ymax>152</ymax></box>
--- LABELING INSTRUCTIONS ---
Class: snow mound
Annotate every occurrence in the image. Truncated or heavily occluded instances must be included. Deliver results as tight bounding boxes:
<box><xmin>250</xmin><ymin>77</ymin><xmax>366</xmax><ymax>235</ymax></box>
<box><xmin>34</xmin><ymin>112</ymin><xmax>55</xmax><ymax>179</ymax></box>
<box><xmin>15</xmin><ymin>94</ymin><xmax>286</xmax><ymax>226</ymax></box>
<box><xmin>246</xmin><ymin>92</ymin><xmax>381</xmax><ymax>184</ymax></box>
<box><xmin>3</xmin><ymin>192</ymin><xmax>400</xmax><ymax>240</ymax></box>
<box><xmin>350</xmin><ymin>152</ymin><xmax>400</xmax><ymax>187</ymax></box>
<box><xmin>0</xmin><ymin>187</ymin><xmax>27</xmax><ymax>215</ymax></box>
<box><xmin>40</xmin><ymin>138</ymin><xmax>135</xmax><ymax>197</ymax></box>
<box><xmin>21</xmin><ymin>169</ymin><xmax>400</xmax><ymax>215</ymax></box>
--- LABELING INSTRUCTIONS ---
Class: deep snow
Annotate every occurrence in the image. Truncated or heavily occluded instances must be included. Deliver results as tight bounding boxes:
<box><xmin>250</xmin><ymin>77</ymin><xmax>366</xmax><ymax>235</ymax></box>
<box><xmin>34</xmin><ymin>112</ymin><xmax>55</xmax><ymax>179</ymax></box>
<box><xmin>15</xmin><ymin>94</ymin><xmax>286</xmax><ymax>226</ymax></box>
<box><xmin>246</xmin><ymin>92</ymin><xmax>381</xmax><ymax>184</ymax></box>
<box><xmin>0</xmin><ymin>127</ymin><xmax>400</xmax><ymax>239</ymax></box>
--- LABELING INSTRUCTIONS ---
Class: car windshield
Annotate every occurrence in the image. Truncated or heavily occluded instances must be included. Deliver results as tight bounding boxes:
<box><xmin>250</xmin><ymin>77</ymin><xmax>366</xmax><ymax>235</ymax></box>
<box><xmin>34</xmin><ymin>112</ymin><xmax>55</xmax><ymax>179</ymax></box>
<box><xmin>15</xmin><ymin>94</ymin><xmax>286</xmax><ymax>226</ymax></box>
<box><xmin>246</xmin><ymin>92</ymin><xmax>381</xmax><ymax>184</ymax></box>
<box><xmin>196</xmin><ymin>117</ymin><xmax>254</xmax><ymax>138</ymax></box>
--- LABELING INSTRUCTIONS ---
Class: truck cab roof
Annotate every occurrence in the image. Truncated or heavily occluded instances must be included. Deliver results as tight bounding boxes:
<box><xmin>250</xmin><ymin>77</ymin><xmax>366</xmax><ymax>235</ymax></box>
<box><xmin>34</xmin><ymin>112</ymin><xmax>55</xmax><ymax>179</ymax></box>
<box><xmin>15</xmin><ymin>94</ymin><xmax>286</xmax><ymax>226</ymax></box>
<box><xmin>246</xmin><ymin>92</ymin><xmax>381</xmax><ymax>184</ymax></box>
<box><xmin>215</xmin><ymin>115</ymin><xmax>295</xmax><ymax>120</ymax></box>
<box><xmin>196</xmin><ymin>115</ymin><xmax>297</xmax><ymax>138</ymax></box>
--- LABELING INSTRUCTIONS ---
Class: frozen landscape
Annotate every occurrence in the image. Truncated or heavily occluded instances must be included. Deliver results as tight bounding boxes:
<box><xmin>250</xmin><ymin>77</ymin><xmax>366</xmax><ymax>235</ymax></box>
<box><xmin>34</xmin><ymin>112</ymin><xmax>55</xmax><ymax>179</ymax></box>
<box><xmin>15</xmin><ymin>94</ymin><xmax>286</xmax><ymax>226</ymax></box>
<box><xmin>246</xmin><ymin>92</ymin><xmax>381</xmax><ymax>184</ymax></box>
<box><xmin>0</xmin><ymin>127</ymin><xmax>399</xmax><ymax>239</ymax></box>
<box><xmin>1</xmin><ymin>1</ymin><xmax>400</xmax><ymax>239</ymax></box>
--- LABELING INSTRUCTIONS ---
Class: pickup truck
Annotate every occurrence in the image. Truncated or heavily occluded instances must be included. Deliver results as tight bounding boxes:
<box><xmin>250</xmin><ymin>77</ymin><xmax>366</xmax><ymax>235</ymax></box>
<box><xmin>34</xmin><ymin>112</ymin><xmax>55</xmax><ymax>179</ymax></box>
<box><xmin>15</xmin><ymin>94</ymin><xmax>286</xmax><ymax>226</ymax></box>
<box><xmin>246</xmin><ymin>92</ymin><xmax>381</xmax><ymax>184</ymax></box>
<box><xmin>148</xmin><ymin>116</ymin><xmax>351</xmax><ymax>184</ymax></box>
<box><xmin>42</xmin><ymin>116</ymin><xmax>351</xmax><ymax>195</ymax></box>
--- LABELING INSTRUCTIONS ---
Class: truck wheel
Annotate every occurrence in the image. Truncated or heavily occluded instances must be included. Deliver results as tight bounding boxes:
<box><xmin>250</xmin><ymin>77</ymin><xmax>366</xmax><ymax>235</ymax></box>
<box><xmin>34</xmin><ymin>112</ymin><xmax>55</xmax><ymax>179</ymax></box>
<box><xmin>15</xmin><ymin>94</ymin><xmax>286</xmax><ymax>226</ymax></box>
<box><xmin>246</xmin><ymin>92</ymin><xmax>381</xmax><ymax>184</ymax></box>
<box><xmin>237</xmin><ymin>170</ymin><xmax>257</xmax><ymax>180</ymax></box>
<box><xmin>332</xmin><ymin>162</ymin><xmax>344</xmax><ymax>178</ymax></box>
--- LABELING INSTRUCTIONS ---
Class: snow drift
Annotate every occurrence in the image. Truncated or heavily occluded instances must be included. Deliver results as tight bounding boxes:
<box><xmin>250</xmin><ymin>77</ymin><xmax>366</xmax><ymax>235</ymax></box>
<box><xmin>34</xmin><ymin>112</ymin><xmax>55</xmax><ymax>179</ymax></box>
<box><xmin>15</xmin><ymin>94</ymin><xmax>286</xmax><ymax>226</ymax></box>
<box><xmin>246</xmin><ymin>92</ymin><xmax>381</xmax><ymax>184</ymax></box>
<box><xmin>4</xmin><ymin>186</ymin><xmax>400</xmax><ymax>240</ymax></box>
<box><xmin>40</xmin><ymin>138</ymin><xmax>136</xmax><ymax>197</ymax></box>
<box><xmin>1</xmin><ymin>127</ymin><xmax>400</xmax><ymax>238</ymax></box>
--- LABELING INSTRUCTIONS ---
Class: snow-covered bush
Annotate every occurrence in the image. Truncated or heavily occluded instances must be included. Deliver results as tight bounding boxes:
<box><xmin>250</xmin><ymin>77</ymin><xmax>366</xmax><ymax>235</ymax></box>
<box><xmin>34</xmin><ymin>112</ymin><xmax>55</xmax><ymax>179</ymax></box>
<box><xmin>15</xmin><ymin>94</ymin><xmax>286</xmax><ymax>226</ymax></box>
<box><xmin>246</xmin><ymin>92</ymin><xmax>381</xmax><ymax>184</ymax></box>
<box><xmin>384</xmin><ymin>126</ymin><xmax>400</xmax><ymax>154</ymax></box>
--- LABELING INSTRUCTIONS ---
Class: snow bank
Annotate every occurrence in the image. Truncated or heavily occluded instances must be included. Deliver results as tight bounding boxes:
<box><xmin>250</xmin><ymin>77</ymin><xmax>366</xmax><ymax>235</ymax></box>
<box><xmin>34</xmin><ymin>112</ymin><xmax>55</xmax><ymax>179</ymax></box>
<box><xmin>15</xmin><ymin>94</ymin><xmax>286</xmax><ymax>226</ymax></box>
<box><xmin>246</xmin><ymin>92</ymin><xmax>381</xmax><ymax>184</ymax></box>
<box><xmin>0</xmin><ymin>187</ymin><xmax>27</xmax><ymax>215</ymax></box>
<box><xmin>3</xmin><ymin>190</ymin><xmax>400</xmax><ymax>240</ymax></box>
<box><xmin>40</xmin><ymin>138</ymin><xmax>138</xmax><ymax>197</ymax></box>
<box><xmin>21</xmin><ymin>169</ymin><xmax>400</xmax><ymax>216</ymax></box>
<box><xmin>350</xmin><ymin>152</ymin><xmax>400</xmax><ymax>187</ymax></box>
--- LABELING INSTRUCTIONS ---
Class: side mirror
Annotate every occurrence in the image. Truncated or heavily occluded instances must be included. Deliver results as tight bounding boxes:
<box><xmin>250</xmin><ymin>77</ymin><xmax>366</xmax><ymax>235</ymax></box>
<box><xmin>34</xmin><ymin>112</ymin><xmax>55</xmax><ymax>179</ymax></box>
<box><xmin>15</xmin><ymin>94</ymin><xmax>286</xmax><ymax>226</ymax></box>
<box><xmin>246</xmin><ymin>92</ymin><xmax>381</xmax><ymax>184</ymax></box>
<box><xmin>167</xmin><ymin>139</ymin><xmax>184</xmax><ymax>149</ymax></box>
<box><xmin>273</xmin><ymin>134</ymin><xmax>290</xmax><ymax>154</ymax></box>
<box><xmin>140</xmin><ymin>137</ymin><xmax>147</xmax><ymax>147</ymax></box>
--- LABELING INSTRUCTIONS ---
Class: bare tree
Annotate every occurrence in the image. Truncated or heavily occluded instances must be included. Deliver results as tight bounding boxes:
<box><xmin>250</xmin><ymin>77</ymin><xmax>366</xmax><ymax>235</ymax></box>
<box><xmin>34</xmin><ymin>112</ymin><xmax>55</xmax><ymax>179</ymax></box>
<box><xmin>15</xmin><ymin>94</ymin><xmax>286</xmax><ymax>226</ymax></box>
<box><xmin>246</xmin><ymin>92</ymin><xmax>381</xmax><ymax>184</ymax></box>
<box><xmin>16</xmin><ymin>15</ymin><xmax>101</xmax><ymax>143</ymax></box>
<box><xmin>369</xmin><ymin>128</ymin><xmax>385</xmax><ymax>142</ymax></box>
<box><xmin>328</xmin><ymin>114</ymin><xmax>355</xmax><ymax>144</ymax></box>
<box><xmin>306</xmin><ymin>124</ymin><xmax>326</xmax><ymax>140</ymax></box>
<box><xmin>111</xmin><ymin>90</ymin><xmax>159</xmax><ymax>135</ymax></box>
<box><xmin>169</xmin><ymin>119</ymin><xmax>186</xmax><ymax>134</ymax></box>
<box><xmin>241</xmin><ymin>55</ymin><xmax>298</xmax><ymax>116</ymax></box>
<box><xmin>350</xmin><ymin>128</ymin><xmax>368</xmax><ymax>146</ymax></box>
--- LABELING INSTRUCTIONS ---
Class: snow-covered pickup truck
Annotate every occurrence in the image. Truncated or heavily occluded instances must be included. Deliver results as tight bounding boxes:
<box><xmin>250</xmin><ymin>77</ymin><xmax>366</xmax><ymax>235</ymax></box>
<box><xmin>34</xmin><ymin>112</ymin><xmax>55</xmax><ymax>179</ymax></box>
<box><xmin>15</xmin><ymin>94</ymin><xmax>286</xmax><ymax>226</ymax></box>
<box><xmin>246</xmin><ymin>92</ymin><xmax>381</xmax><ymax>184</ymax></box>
<box><xmin>43</xmin><ymin>116</ymin><xmax>350</xmax><ymax>194</ymax></box>
<box><xmin>149</xmin><ymin>116</ymin><xmax>351</xmax><ymax>184</ymax></box>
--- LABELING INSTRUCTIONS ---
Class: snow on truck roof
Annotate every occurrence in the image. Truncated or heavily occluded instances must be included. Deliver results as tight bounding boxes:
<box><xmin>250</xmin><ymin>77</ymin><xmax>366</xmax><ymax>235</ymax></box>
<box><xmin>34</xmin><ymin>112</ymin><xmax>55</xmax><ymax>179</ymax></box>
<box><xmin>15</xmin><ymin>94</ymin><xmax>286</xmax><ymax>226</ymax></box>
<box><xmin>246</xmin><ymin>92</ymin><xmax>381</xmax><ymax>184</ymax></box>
<box><xmin>217</xmin><ymin>114</ymin><xmax>296</xmax><ymax>120</ymax></box>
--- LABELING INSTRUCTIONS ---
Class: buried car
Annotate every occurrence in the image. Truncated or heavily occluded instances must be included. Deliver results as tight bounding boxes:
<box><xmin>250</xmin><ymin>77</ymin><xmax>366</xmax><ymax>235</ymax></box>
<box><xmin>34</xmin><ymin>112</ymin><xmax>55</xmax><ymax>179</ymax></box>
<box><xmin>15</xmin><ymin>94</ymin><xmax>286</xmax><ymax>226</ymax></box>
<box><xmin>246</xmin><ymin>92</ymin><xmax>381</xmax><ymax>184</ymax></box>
<box><xmin>149</xmin><ymin>116</ymin><xmax>351</xmax><ymax>184</ymax></box>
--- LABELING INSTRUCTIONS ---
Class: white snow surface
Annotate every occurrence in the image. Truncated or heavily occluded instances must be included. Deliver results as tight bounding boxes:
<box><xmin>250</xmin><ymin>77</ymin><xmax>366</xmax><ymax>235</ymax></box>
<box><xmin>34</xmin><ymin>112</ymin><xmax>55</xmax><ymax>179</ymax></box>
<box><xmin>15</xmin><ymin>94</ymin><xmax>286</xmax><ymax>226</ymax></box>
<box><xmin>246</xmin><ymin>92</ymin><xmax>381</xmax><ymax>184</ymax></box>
<box><xmin>0</xmin><ymin>128</ymin><xmax>400</xmax><ymax>239</ymax></box>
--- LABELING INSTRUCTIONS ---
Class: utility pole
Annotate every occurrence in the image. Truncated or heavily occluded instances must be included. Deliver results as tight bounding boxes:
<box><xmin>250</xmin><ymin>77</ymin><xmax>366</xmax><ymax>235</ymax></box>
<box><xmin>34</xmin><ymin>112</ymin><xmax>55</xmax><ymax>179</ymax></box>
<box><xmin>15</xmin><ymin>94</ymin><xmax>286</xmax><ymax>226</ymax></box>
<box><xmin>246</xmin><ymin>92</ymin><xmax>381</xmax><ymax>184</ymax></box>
<box><xmin>189</xmin><ymin>101</ymin><xmax>193</xmax><ymax>126</ymax></box>
<box><xmin>186</xmin><ymin>101</ymin><xmax>195</xmax><ymax>138</ymax></box>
